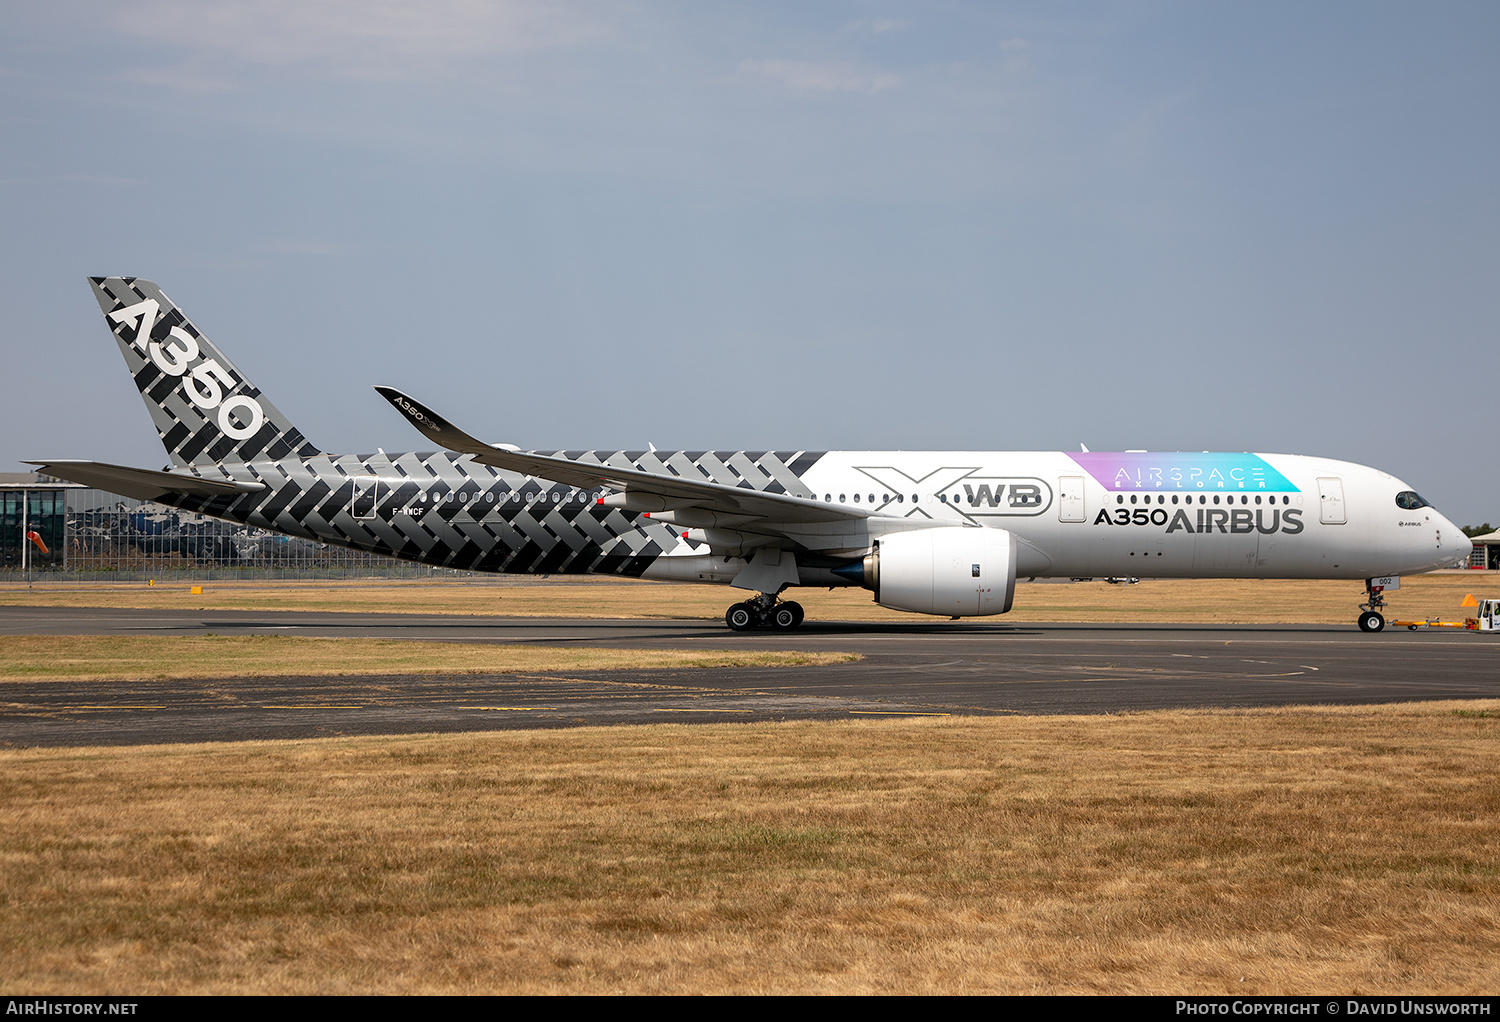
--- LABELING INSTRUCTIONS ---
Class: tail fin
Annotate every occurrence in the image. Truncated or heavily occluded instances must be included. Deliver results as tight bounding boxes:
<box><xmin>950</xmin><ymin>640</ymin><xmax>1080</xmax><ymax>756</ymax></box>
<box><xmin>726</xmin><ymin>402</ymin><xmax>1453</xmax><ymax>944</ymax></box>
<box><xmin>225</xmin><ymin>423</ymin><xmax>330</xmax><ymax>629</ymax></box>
<box><xmin>89</xmin><ymin>277</ymin><xmax>321</xmax><ymax>466</ymax></box>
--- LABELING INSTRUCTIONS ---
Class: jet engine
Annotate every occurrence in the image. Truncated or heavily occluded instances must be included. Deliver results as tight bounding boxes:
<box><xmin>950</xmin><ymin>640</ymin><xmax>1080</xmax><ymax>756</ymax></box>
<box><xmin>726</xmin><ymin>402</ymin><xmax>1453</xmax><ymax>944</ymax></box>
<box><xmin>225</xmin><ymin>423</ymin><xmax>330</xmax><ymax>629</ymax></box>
<box><xmin>860</xmin><ymin>527</ymin><xmax>1017</xmax><ymax>617</ymax></box>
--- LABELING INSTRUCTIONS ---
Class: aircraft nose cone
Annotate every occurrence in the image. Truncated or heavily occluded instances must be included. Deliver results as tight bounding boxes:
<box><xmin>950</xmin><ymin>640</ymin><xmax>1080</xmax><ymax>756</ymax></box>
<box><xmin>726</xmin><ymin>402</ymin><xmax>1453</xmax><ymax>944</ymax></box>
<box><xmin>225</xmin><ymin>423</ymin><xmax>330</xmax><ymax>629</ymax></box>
<box><xmin>1451</xmin><ymin>528</ymin><xmax>1473</xmax><ymax>564</ymax></box>
<box><xmin>1441</xmin><ymin>514</ymin><xmax>1472</xmax><ymax>565</ymax></box>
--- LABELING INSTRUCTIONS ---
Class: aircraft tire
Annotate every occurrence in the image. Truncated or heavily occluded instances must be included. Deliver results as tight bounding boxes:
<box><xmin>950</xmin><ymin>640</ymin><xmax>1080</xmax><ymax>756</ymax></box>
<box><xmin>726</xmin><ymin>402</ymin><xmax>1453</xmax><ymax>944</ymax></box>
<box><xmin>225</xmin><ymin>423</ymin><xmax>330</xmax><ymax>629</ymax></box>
<box><xmin>784</xmin><ymin>601</ymin><xmax>804</xmax><ymax>627</ymax></box>
<box><xmin>726</xmin><ymin>604</ymin><xmax>756</xmax><ymax>631</ymax></box>
<box><xmin>770</xmin><ymin>605</ymin><xmax>799</xmax><ymax>630</ymax></box>
<box><xmin>1358</xmin><ymin>611</ymin><xmax>1385</xmax><ymax>633</ymax></box>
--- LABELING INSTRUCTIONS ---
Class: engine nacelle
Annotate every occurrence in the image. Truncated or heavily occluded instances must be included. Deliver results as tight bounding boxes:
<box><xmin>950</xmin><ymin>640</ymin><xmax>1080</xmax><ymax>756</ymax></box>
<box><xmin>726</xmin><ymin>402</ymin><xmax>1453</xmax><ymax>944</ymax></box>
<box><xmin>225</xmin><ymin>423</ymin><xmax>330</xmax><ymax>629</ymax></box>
<box><xmin>862</xmin><ymin>527</ymin><xmax>1017</xmax><ymax>617</ymax></box>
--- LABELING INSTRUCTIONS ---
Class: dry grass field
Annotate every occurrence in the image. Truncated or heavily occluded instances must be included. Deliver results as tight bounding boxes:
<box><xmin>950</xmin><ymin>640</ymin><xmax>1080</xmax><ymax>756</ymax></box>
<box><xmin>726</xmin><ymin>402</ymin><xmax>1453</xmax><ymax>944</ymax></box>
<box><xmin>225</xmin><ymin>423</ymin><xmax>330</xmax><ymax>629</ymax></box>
<box><xmin>2</xmin><ymin>575</ymin><xmax>1495</xmax><ymax>994</ymax></box>
<box><xmin>0</xmin><ymin>571</ymin><xmax>1492</xmax><ymax>623</ymax></box>
<box><xmin>1</xmin><ymin>704</ymin><xmax>1496</xmax><ymax>995</ymax></box>
<box><xmin>0</xmin><ymin>635</ymin><xmax>855</xmax><ymax>683</ymax></box>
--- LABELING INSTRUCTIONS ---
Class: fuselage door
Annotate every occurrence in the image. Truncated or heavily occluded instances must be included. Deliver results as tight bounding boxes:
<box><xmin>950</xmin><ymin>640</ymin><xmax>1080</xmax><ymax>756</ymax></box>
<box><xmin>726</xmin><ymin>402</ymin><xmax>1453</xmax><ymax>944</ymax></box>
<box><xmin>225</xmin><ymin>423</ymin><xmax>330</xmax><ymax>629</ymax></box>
<box><xmin>352</xmin><ymin>477</ymin><xmax>380</xmax><ymax>520</ymax></box>
<box><xmin>1317</xmin><ymin>477</ymin><xmax>1346</xmax><ymax>525</ymax></box>
<box><xmin>1058</xmin><ymin>476</ymin><xmax>1086</xmax><ymax>523</ymax></box>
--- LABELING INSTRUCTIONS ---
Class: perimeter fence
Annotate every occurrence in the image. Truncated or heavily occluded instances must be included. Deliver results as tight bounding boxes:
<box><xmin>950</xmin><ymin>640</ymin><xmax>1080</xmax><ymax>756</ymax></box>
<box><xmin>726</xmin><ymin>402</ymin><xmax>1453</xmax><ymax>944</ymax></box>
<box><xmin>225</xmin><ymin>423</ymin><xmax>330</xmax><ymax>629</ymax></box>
<box><xmin>2</xmin><ymin>503</ymin><xmax>455</xmax><ymax>582</ymax></box>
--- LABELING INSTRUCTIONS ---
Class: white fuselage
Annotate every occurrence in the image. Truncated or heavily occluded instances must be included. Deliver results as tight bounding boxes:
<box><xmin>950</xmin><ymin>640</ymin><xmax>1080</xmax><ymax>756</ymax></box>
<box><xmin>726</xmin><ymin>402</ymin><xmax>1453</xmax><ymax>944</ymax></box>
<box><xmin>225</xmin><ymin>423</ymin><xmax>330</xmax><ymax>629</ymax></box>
<box><xmin>645</xmin><ymin>451</ymin><xmax>1468</xmax><ymax>583</ymax></box>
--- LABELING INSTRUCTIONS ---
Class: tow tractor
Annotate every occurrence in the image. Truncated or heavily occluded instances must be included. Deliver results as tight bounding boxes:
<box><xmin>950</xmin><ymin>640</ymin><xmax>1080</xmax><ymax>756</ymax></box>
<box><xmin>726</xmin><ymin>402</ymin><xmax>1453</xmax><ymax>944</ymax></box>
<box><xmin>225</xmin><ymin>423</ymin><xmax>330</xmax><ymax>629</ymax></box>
<box><xmin>1391</xmin><ymin>595</ymin><xmax>1500</xmax><ymax>632</ymax></box>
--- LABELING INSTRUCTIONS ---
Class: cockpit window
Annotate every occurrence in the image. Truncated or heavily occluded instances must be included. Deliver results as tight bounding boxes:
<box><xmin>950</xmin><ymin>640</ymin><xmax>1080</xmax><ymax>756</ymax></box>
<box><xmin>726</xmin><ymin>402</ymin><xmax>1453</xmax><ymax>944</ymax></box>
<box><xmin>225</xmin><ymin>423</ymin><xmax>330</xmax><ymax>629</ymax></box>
<box><xmin>1395</xmin><ymin>491</ymin><xmax>1430</xmax><ymax>510</ymax></box>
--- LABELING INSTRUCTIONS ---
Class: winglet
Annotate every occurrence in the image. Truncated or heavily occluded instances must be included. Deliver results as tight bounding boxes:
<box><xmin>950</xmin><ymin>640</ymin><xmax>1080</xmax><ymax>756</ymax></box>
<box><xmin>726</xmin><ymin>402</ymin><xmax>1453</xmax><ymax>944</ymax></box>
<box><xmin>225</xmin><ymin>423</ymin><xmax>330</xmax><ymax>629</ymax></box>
<box><xmin>373</xmin><ymin>386</ymin><xmax>502</xmax><ymax>457</ymax></box>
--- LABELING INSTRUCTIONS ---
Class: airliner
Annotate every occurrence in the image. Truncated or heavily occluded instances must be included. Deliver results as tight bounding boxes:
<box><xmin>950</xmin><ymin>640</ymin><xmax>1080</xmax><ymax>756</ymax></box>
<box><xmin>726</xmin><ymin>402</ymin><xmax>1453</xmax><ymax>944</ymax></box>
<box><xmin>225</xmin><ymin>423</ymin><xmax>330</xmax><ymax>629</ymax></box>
<box><xmin>28</xmin><ymin>278</ymin><xmax>1472</xmax><ymax>632</ymax></box>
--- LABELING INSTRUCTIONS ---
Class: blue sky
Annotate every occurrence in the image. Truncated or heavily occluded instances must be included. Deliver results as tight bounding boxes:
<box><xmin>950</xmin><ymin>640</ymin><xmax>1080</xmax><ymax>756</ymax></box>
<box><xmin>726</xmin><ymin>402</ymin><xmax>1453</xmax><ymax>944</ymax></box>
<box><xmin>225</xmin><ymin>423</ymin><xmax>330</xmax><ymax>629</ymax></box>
<box><xmin>3</xmin><ymin>1</ymin><xmax>1497</xmax><ymax>524</ymax></box>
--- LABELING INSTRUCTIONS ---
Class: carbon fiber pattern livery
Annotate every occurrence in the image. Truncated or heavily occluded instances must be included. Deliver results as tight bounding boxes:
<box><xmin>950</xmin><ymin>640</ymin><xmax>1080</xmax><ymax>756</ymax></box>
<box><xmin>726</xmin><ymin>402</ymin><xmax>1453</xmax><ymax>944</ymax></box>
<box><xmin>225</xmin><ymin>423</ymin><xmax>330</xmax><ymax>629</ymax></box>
<box><xmin>90</xmin><ymin>277</ymin><xmax>321</xmax><ymax>466</ymax></box>
<box><xmin>89</xmin><ymin>276</ymin><xmax>826</xmax><ymax>575</ymax></box>
<box><xmin>151</xmin><ymin>449</ymin><xmax>827</xmax><ymax>575</ymax></box>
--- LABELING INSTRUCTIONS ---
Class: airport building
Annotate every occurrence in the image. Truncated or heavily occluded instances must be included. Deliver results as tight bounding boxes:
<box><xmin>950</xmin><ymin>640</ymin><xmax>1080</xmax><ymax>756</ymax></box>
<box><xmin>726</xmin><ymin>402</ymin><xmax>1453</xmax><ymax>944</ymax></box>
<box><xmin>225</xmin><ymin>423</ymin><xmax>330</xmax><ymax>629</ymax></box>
<box><xmin>0</xmin><ymin>471</ymin><xmax>439</xmax><ymax>580</ymax></box>
<box><xmin>1468</xmin><ymin>530</ymin><xmax>1500</xmax><ymax>571</ymax></box>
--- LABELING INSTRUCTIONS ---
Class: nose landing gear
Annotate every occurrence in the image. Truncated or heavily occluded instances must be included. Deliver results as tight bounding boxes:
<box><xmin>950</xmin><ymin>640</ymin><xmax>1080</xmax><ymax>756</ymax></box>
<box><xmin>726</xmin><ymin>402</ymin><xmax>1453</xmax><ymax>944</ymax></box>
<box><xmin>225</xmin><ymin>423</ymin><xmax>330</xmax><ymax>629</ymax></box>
<box><xmin>725</xmin><ymin>593</ymin><xmax>805</xmax><ymax>631</ymax></box>
<box><xmin>1358</xmin><ymin>579</ymin><xmax>1387</xmax><ymax>632</ymax></box>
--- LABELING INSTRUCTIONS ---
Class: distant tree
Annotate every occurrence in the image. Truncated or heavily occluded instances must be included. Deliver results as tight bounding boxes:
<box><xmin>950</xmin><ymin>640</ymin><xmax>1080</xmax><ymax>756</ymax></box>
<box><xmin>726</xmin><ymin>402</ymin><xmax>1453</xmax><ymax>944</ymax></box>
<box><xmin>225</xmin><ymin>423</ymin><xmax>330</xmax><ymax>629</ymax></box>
<box><xmin>1462</xmin><ymin>523</ymin><xmax>1494</xmax><ymax>538</ymax></box>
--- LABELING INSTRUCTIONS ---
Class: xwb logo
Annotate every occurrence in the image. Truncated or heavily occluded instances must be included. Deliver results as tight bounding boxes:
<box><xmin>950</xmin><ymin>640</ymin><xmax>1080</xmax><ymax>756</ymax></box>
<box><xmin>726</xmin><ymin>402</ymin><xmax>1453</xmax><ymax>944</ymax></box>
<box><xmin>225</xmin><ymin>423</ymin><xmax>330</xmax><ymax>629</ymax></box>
<box><xmin>961</xmin><ymin>478</ymin><xmax>1053</xmax><ymax>517</ymax></box>
<box><xmin>393</xmin><ymin>395</ymin><xmax>441</xmax><ymax>431</ymax></box>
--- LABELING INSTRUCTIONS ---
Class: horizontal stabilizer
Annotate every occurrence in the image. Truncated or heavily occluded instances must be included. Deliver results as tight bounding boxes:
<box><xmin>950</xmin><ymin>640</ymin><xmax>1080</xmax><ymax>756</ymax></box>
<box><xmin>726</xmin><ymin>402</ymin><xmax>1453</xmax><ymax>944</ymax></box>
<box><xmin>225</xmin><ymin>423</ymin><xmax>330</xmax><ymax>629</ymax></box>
<box><xmin>26</xmin><ymin>460</ymin><xmax>266</xmax><ymax>502</ymax></box>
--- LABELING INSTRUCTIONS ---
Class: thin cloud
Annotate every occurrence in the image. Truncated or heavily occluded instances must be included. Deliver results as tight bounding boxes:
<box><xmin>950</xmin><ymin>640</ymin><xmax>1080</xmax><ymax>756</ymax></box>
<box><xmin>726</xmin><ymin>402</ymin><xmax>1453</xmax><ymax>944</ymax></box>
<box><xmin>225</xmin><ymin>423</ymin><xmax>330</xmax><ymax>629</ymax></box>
<box><xmin>111</xmin><ymin>0</ymin><xmax>606</xmax><ymax>77</ymax></box>
<box><xmin>253</xmin><ymin>239</ymin><xmax>352</xmax><ymax>256</ymax></box>
<box><xmin>121</xmin><ymin>64</ymin><xmax>236</xmax><ymax>93</ymax></box>
<box><xmin>998</xmin><ymin>37</ymin><xmax>1032</xmax><ymax>73</ymax></box>
<box><xmin>738</xmin><ymin>58</ymin><xmax>902</xmax><ymax>95</ymax></box>
<box><xmin>842</xmin><ymin>18</ymin><xmax>909</xmax><ymax>34</ymax></box>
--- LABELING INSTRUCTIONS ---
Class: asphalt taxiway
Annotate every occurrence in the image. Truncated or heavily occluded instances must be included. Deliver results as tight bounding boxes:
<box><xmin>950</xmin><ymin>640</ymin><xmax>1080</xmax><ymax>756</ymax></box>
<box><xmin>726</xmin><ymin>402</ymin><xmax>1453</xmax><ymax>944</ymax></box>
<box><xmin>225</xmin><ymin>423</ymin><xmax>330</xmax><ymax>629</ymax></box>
<box><xmin>3</xmin><ymin>606</ymin><xmax>1497</xmax><ymax>746</ymax></box>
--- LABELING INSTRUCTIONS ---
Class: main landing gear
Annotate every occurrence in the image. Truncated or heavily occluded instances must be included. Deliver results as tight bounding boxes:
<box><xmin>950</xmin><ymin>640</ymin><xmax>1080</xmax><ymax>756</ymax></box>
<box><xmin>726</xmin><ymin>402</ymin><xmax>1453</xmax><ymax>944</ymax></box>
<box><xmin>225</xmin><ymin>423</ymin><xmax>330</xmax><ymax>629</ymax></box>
<box><xmin>725</xmin><ymin>594</ymin><xmax>805</xmax><ymax>631</ymax></box>
<box><xmin>1358</xmin><ymin>579</ymin><xmax>1387</xmax><ymax>633</ymax></box>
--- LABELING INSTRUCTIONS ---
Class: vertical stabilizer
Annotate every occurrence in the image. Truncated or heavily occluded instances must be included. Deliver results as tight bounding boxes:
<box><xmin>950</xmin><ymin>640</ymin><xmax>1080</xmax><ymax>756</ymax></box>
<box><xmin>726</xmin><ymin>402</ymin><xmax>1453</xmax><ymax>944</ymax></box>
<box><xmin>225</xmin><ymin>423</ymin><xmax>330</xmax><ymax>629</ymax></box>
<box><xmin>89</xmin><ymin>277</ymin><xmax>320</xmax><ymax>465</ymax></box>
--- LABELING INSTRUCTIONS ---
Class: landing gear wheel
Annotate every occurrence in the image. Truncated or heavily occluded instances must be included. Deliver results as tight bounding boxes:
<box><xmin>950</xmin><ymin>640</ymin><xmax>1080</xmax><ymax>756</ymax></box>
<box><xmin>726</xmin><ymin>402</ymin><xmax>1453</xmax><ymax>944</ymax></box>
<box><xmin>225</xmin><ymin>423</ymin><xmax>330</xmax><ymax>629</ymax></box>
<box><xmin>1358</xmin><ymin>579</ymin><xmax>1390</xmax><ymax>634</ymax></box>
<box><xmin>770</xmin><ymin>604</ymin><xmax>799</xmax><ymax>630</ymax></box>
<box><xmin>726</xmin><ymin>603</ymin><xmax>756</xmax><ymax>631</ymax></box>
<box><xmin>783</xmin><ymin>601</ymin><xmax>804</xmax><ymax>627</ymax></box>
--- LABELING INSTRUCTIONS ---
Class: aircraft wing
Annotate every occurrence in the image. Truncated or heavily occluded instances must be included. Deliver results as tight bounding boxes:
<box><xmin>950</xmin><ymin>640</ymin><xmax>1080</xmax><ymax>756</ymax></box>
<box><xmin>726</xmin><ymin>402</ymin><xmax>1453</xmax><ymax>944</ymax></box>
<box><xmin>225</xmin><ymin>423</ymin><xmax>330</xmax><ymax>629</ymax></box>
<box><xmin>26</xmin><ymin>460</ymin><xmax>266</xmax><ymax>502</ymax></box>
<box><xmin>375</xmin><ymin>386</ymin><xmax>870</xmax><ymax>525</ymax></box>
